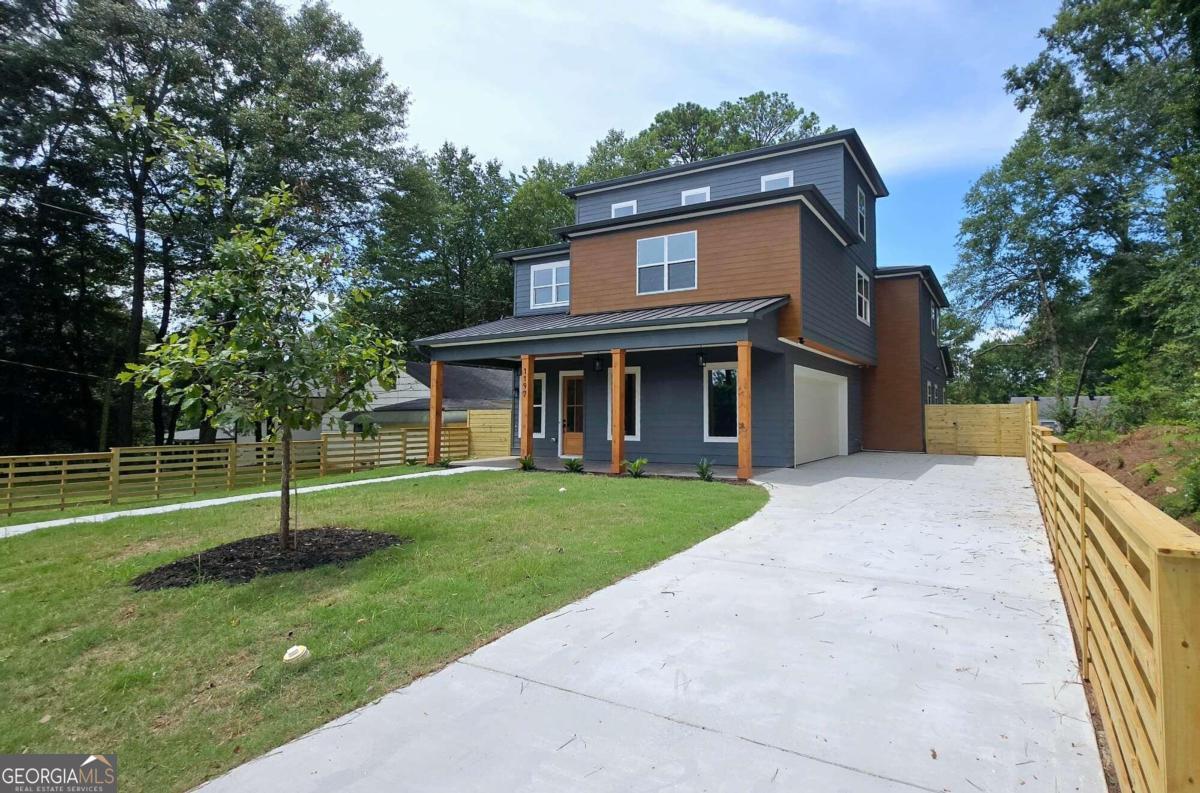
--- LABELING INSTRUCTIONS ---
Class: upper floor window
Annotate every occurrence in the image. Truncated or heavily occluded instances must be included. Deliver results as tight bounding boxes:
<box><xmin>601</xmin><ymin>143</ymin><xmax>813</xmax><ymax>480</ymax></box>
<box><xmin>636</xmin><ymin>231</ymin><xmax>697</xmax><ymax>295</ymax></box>
<box><xmin>681</xmin><ymin>186</ymin><xmax>710</xmax><ymax>205</ymax></box>
<box><xmin>530</xmin><ymin>261</ymin><xmax>570</xmax><ymax>308</ymax></box>
<box><xmin>857</xmin><ymin>186</ymin><xmax>868</xmax><ymax>239</ymax></box>
<box><xmin>611</xmin><ymin>200</ymin><xmax>637</xmax><ymax>218</ymax></box>
<box><xmin>855</xmin><ymin>267</ymin><xmax>870</xmax><ymax>325</ymax></box>
<box><xmin>930</xmin><ymin>304</ymin><xmax>939</xmax><ymax>336</ymax></box>
<box><xmin>760</xmin><ymin>171</ymin><xmax>793</xmax><ymax>192</ymax></box>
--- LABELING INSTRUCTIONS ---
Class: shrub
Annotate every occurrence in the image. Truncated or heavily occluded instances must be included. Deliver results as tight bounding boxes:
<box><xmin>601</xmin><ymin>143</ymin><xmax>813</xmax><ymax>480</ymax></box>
<box><xmin>518</xmin><ymin>455</ymin><xmax>536</xmax><ymax>471</ymax></box>
<box><xmin>436</xmin><ymin>457</ymin><xmax>452</xmax><ymax>469</ymax></box>
<box><xmin>405</xmin><ymin>458</ymin><xmax>419</xmax><ymax>466</ymax></box>
<box><xmin>1135</xmin><ymin>462</ymin><xmax>1160</xmax><ymax>485</ymax></box>
<box><xmin>696</xmin><ymin>458</ymin><xmax>714</xmax><ymax>482</ymax></box>
<box><xmin>624</xmin><ymin>458</ymin><xmax>648</xmax><ymax>478</ymax></box>
<box><xmin>563</xmin><ymin>457</ymin><xmax>585</xmax><ymax>473</ymax></box>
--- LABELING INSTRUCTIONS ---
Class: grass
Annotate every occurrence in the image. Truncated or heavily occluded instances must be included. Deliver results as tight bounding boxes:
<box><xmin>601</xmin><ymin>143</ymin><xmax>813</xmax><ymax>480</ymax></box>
<box><xmin>0</xmin><ymin>470</ymin><xmax>766</xmax><ymax>792</ymax></box>
<box><xmin>0</xmin><ymin>463</ymin><xmax>434</xmax><ymax>528</ymax></box>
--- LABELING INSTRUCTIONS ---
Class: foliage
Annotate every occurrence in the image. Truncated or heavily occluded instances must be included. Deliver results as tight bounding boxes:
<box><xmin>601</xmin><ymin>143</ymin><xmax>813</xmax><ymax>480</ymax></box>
<box><xmin>562</xmin><ymin>457</ymin><xmax>585</xmax><ymax>473</ymax></box>
<box><xmin>436</xmin><ymin>458</ymin><xmax>453</xmax><ymax>469</ymax></box>
<box><xmin>695</xmin><ymin>458</ymin><xmax>714</xmax><ymax>482</ymax></box>
<box><xmin>624</xmin><ymin>458</ymin><xmax>649</xmax><ymax>478</ymax></box>
<box><xmin>518</xmin><ymin>455</ymin><xmax>536</xmax><ymax>471</ymax></box>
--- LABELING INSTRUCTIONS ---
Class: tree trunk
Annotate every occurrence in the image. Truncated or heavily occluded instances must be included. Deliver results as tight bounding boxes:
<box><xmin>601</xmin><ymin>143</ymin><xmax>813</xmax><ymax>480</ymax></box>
<box><xmin>1072</xmin><ymin>336</ymin><xmax>1101</xmax><ymax>412</ymax></box>
<box><xmin>279</xmin><ymin>425</ymin><xmax>292</xmax><ymax>550</ymax></box>
<box><xmin>152</xmin><ymin>237</ymin><xmax>174</xmax><ymax>446</ymax></box>
<box><xmin>117</xmin><ymin>195</ymin><xmax>148</xmax><ymax>447</ymax></box>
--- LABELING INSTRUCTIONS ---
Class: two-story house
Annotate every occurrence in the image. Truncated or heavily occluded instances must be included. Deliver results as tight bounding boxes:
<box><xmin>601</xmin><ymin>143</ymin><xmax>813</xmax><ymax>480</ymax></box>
<box><xmin>414</xmin><ymin>129</ymin><xmax>952</xmax><ymax>478</ymax></box>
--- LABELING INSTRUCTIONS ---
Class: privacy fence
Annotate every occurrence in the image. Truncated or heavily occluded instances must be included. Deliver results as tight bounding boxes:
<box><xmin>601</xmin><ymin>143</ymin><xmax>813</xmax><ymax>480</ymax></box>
<box><xmin>1</xmin><ymin>426</ymin><xmax>470</xmax><ymax>517</ymax></box>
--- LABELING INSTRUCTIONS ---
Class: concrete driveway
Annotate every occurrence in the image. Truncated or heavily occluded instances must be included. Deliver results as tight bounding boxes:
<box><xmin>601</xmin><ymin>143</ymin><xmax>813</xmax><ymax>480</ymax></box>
<box><xmin>199</xmin><ymin>453</ymin><xmax>1104</xmax><ymax>793</ymax></box>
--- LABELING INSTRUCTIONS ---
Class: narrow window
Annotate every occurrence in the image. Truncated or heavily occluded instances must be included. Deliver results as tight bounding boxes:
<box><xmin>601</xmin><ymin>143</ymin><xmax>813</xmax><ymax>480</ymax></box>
<box><xmin>760</xmin><ymin>171</ymin><xmax>793</xmax><ymax>192</ymax></box>
<box><xmin>703</xmin><ymin>363</ymin><xmax>738</xmax><ymax>442</ymax></box>
<box><xmin>606</xmin><ymin>366</ymin><xmax>641</xmax><ymax>441</ymax></box>
<box><xmin>855</xmin><ymin>267</ymin><xmax>871</xmax><ymax>325</ymax></box>
<box><xmin>611</xmin><ymin>199</ymin><xmax>637</xmax><ymax>218</ymax></box>
<box><xmin>857</xmin><ymin>186</ymin><xmax>868</xmax><ymax>239</ymax></box>
<box><xmin>636</xmin><ymin>231</ymin><xmax>697</xmax><ymax>295</ymax></box>
<box><xmin>926</xmin><ymin>381</ymin><xmax>933</xmax><ymax>404</ymax></box>
<box><xmin>520</xmin><ymin>373</ymin><xmax>547</xmax><ymax>438</ymax></box>
<box><xmin>930</xmin><ymin>304</ymin><xmax>938</xmax><ymax>336</ymax></box>
<box><xmin>529</xmin><ymin>261</ymin><xmax>570</xmax><ymax>308</ymax></box>
<box><xmin>681</xmin><ymin>186</ymin><xmax>710</xmax><ymax>205</ymax></box>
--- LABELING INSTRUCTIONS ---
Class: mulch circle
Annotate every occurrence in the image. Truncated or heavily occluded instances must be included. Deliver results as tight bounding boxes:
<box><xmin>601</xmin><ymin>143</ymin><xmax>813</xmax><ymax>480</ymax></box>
<box><xmin>132</xmin><ymin>527</ymin><xmax>409</xmax><ymax>591</ymax></box>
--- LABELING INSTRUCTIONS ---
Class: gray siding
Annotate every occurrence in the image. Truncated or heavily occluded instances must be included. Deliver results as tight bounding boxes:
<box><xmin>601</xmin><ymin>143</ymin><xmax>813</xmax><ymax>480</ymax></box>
<box><xmin>843</xmin><ymin>148</ymin><xmax>877</xmax><ymax>273</ymax></box>
<box><xmin>574</xmin><ymin>144</ymin><xmax>845</xmax><ymax>224</ymax></box>
<box><xmin>800</xmin><ymin>208</ymin><xmax>877</xmax><ymax>363</ymax></box>
<box><xmin>917</xmin><ymin>281</ymin><xmax>947</xmax><ymax>416</ymax></box>
<box><xmin>512</xmin><ymin>253</ymin><xmax>571</xmax><ymax>317</ymax></box>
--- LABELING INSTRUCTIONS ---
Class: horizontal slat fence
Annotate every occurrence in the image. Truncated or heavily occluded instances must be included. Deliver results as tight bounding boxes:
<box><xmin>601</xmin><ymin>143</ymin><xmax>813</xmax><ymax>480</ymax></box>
<box><xmin>2</xmin><ymin>425</ymin><xmax>470</xmax><ymax>517</ymax></box>
<box><xmin>466</xmin><ymin>409</ymin><xmax>513</xmax><ymax>459</ymax></box>
<box><xmin>1024</xmin><ymin>401</ymin><xmax>1200</xmax><ymax>793</ymax></box>
<box><xmin>925</xmin><ymin>403</ymin><xmax>1027</xmax><ymax>456</ymax></box>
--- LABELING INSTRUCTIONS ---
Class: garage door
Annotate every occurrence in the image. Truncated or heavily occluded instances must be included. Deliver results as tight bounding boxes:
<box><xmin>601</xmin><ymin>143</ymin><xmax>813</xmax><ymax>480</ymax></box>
<box><xmin>793</xmin><ymin>365</ymin><xmax>848</xmax><ymax>466</ymax></box>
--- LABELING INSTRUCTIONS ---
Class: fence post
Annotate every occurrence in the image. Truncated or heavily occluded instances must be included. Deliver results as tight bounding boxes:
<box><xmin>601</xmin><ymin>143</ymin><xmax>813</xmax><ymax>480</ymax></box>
<box><xmin>5</xmin><ymin>458</ymin><xmax>13</xmax><ymax>516</ymax></box>
<box><xmin>400</xmin><ymin>429</ymin><xmax>408</xmax><ymax>464</ymax></box>
<box><xmin>319</xmin><ymin>435</ymin><xmax>328</xmax><ymax>477</ymax></box>
<box><xmin>58</xmin><ymin>458</ymin><xmax>67</xmax><ymax>510</ymax></box>
<box><xmin>109</xmin><ymin>448</ymin><xmax>121</xmax><ymax>505</ymax></box>
<box><xmin>227</xmin><ymin>444</ymin><xmax>237</xmax><ymax>490</ymax></box>
<box><xmin>1153</xmin><ymin>547</ymin><xmax>1200</xmax><ymax>791</ymax></box>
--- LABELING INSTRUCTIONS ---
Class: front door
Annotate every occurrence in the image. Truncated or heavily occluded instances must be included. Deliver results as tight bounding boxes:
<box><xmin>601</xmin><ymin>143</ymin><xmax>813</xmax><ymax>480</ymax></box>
<box><xmin>561</xmin><ymin>375</ymin><xmax>584</xmax><ymax>456</ymax></box>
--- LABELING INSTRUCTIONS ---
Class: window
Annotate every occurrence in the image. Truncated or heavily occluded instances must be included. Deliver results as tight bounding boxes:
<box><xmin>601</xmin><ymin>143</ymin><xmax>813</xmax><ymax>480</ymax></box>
<box><xmin>681</xmin><ymin>186</ymin><xmax>710</xmax><ymax>205</ymax></box>
<box><xmin>930</xmin><ymin>304</ymin><xmax>939</xmax><ymax>337</ymax></box>
<box><xmin>636</xmin><ymin>231</ymin><xmax>697</xmax><ymax>295</ymax></box>
<box><xmin>760</xmin><ymin>171</ymin><xmax>794</xmax><ymax>191</ymax></box>
<box><xmin>857</xmin><ymin>186</ymin><xmax>868</xmax><ymax>239</ymax></box>
<box><xmin>933</xmin><ymin>384</ymin><xmax>941</xmax><ymax>404</ymax></box>
<box><xmin>606</xmin><ymin>366</ymin><xmax>641</xmax><ymax>441</ymax></box>
<box><xmin>926</xmin><ymin>380</ymin><xmax>933</xmax><ymax>404</ymax></box>
<box><xmin>530</xmin><ymin>261</ymin><xmax>570</xmax><ymax>308</ymax></box>
<box><xmin>611</xmin><ymin>200</ymin><xmax>637</xmax><ymax>218</ymax></box>
<box><xmin>703</xmin><ymin>362</ymin><xmax>738</xmax><ymax>442</ymax></box>
<box><xmin>855</xmin><ymin>267</ymin><xmax>871</xmax><ymax>325</ymax></box>
<box><xmin>519</xmin><ymin>372</ymin><xmax>547</xmax><ymax>438</ymax></box>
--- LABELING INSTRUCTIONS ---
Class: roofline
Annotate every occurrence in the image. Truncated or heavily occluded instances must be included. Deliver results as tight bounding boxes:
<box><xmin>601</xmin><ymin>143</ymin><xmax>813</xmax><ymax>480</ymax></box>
<box><xmin>494</xmin><ymin>242</ymin><xmax>571</xmax><ymax>262</ymax></box>
<box><xmin>875</xmin><ymin>265</ymin><xmax>950</xmax><ymax>308</ymax></box>
<box><xmin>562</xmin><ymin>129</ymin><xmax>888</xmax><ymax>199</ymax></box>
<box><xmin>553</xmin><ymin>184</ymin><xmax>858</xmax><ymax>247</ymax></box>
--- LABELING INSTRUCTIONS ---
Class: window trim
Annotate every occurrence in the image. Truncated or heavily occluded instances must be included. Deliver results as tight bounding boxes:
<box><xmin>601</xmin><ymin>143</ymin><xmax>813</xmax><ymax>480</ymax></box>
<box><xmin>856</xmin><ymin>185</ymin><xmax>868</xmax><ymax>240</ymax></box>
<box><xmin>855</xmin><ymin>267</ymin><xmax>871</xmax><ymax>326</ymax></box>
<box><xmin>702</xmin><ymin>361</ymin><xmax>739</xmax><ymax>443</ymax></box>
<box><xmin>635</xmin><ymin>230</ymin><xmax>698</xmax><ymax>296</ymax></box>
<box><xmin>517</xmin><ymin>372</ymin><xmax>547</xmax><ymax>439</ymax></box>
<box><xmin>930</xmin><ymin>304</ymin><xmax>939</xmax><ymax>336</ymax></box>
<box><xmin>605</xmin><ymin>365</ymin><xmax>641</xmax><ymax>441</ymax></box>
<box><xmin>610</xmin><ymin>199</ymin><xmax>637</xmax><ymax>218</ymax></box>
<box><xmin>680</xmin><ymin>186</ymin><xmax>710</xmax><ymax>205</ymax></box>
<box><xmin>528</xmin><ymin>260</ymin><xmax>570</xmax><ymax>309</ymax></box>
<box><xmin>926</xmin><ymin>380</ymin><xmax>933</xmax><ymax>404</ymax></box>
<box><xmin>760</xmin><ymin>170</ymin><xmax>794</xmax><ymax>191</ymax></box>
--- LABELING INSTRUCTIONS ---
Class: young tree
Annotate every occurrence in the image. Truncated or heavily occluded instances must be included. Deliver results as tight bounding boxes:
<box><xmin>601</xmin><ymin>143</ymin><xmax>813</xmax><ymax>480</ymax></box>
<box><xmin>122</xmin><ymin>185</ymin><xmax>403</xmax><ymax>549</ymax></box>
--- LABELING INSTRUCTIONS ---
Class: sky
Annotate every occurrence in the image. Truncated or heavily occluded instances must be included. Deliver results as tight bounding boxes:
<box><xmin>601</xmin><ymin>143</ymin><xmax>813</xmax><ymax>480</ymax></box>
<box><xmin>297</xmin><ymin>0</ymin><xmax>1059</xmax><ymax>281</ymax></box>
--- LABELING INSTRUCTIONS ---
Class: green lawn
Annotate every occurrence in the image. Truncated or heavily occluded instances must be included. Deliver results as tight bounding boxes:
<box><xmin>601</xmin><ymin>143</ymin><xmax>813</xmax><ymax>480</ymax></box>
<box><xmin>0</xmin><ymin>470</ymin><xmax>766</xmax><ymax>792</ymax></box>
<box><xmin>0</xmin><ymin>463</ymin><xmax>435</xmax><ymax>528</ymax></box>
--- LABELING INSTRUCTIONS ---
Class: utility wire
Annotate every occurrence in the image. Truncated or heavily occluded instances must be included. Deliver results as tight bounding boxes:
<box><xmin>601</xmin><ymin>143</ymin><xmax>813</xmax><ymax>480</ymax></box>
<box><xmin>0</xmin><ymin>357</ymin><xmax>121</xmax><ymax>382</ymax></box>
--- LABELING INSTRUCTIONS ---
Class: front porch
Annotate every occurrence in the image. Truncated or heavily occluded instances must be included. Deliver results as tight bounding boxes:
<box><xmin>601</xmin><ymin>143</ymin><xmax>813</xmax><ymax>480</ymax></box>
<box><xmin>451</xmin><ymin>455</ymin><xmax>770</xmax><ymax>480</ymax></box>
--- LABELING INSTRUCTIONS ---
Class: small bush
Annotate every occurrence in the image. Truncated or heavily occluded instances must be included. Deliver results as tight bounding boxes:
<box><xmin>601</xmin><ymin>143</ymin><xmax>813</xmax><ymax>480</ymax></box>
<box><xmin>518</xmin><ymin>455</ymin><xmax>536</xmax><ymax>471</ymax></box>
<box><xmin>436</xmin><ymin>457</ymin><xmax>453</xmax><ymax>469</ymax></box>
<box><xmin>405</xmin><ymin>458</ymin><xmax>419</xmax><ymax>466</ymax></box>
<box><xmin>696</xmin><ymin>458</ymin><xmax>714</xmax><ymax>482</ymax></box>
<box><xmin>1135</xmin><ymin>462</ymin><xmax>1160</xmax><ymax>485</ymax></box>
<box><xmin>1180</xmin><ymin>462</ymin><xmax>1200</xmax><ymax>514</ymax></box>
<box><xmin>563</xmin><ymin>457</ymin><xmax>585</xmax><ymax>473</ymax></box>
<box><xmin>624</xmin><ymin>458</ymin><xmax>648</xmax><ymax>478</ymax></box>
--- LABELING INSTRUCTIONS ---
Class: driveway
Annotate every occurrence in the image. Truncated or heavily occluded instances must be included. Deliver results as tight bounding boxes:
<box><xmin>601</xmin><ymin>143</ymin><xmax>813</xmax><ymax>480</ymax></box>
<box><xmin>199</xmin><ymin>453</ymin><xmax>1104</xmax><ymax>793</ymax></box>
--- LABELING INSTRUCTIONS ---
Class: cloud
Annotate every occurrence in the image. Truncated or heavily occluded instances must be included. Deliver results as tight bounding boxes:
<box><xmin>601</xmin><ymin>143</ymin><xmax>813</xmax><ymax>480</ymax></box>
<box><xmin>859</xmin><ymin>101</ymin><xmax>1028</xmax><ymax>175</ymax></box>
<box><xmin>654</xmin><ymin>0</ymin><xmax>856</xmax><ymax>52</ymax></box>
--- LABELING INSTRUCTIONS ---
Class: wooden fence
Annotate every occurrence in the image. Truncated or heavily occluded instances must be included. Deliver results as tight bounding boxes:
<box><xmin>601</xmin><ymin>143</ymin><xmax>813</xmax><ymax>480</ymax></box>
<box><xmin>1024</xmin><ymin>401</ymin><xmax>1200</xmax><ymax>793</ymax></box>
<box><xmin>2</xmin><ymin>426</ymin><xmax>470</xmax><ymax>516</ymax></box>
<box><xmin>466</xmin><ymin>409</ymin><xmax>512</xmax><ymax>459</ymax></box>
<box><xmin>925</xmin><ymin>403</ymin><xmax>1027</xmax><ymax>456</ymax></box>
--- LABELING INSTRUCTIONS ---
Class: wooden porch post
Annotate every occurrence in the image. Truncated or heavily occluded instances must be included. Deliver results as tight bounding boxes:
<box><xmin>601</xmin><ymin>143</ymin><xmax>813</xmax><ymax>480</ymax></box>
<box><xmin>520</xmin><ymin>354</ymin><xmax>534</xmax><ymax>459</ymax></box>
<box><xmin>610</xmin><ymin>349</ymin><xmax>626</xmax><ymax>474</ymax></box>
<box><xmin>737</xmin><ymin>340</ymin><xmax>753</xmax><ymax>480</ymax></box>
<box><xmin>426</xmin><ymin>360</ymin><xmax>444</xmax><ymax>464</ymax></box>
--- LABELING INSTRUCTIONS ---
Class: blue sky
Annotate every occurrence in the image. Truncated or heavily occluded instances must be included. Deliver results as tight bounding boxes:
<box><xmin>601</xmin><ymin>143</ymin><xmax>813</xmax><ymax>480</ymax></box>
<box><xmin>306</xmin><ymin>0</ymin><xmax>1058</xmax><ymax>281</ymax></box>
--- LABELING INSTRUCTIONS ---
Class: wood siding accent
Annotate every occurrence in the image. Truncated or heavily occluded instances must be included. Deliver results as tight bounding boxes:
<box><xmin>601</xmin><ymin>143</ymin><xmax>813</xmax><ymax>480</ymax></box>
<box><xmin>737</xmin><ymin>340</ymin><xmax>753</xmax><ymax>479</ymax></box>
<box><xmin>568</xmin><ymin>204</ymin><xmax>803</xmax><ymax>338</ymax></box>
<box><xmin>610</xmin><ymin>349</ymin><xmax>625</xmax><ymax>473</ymax></box>
<box><xmin>519</xmin><ymin>355</ymin><xmax>534</xmax><ymax>459</ymax></box>
<box><xmin>862</xmin><ymin>277</ymin><xmax>922</xmax><ymax>451</ymax></box>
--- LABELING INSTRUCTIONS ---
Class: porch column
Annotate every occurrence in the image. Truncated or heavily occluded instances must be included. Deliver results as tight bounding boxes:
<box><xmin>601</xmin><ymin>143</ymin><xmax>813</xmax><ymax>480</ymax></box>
<box><xmin>519</xmin><ymin>354</ymin><xmax>535</xmax><ymax>459</ymax></box>
<box><xmin>610</xmin><ymin>349</ymin><xmax>626</xmax><ymax>474</ymax></box>
<box><xmin>426</xmin><ymin>360</ymin><xmax>444</xmax><ymax>464</ymax></box>
<box><xmin>737</xmin><ymin>340</ymin><xmax>752</xmax><ymax>480</ymax></box>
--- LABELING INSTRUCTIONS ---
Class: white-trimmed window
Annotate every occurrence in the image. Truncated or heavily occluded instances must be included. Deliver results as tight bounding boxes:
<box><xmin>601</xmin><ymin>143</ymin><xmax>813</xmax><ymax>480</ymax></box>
<box><xmin>636</xmin><ymin>231</ymin><xmax>697</xmax><ymax>295</ymax></box>
<box><xmin>926</xmin><ymin>380</ymin><xmax>933</xmax><ymax>404</ymax></box>
<box><xmin>606</xmin><ymin>366</ymin><xmax>641</xmax><ymax>441</ymax></box>
<box><xmin>930</xmin><ymin>304</ymin><xmax>939</xmax><ymax>337</ymax></box>
<box><xmin>855</xmin><ymin>267</ymin><xmax>871</xmax><ymax>325</ymax></box>
<box><xmin>530</xmin><ymin>261</ymin><xmax>570</xmax><ymax>308</ymax></box>
<box><xmin>518</xmin><ymin>372</ymin><xmax>547</xmax><ymax>438</ymax></box>
<box><xmin>857</xmin><ymin>186</ymin><xmax>868</xmax><ymax>239</ymax></box>
<box><xmin>703</xmin><ymin>362</ymin><xmax>738</xmax><ymax>443</ymax></box>
<box><xmin>760</xmin><ymin>170</ymin><xmax>793</xmax><ymax>191</ymax></box>
<box><xmin>681</xmin><ymin>186</ymin><xmax>710</xmax><ymax>205</ymax></box>
<box><xmin>611</xmin><ymin>199</ymin><xmax>637</xmax><ymax>218</ymax></box>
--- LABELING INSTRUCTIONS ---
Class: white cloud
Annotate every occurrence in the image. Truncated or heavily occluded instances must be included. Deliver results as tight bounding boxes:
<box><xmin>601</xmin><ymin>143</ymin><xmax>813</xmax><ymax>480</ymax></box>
<box><xmin>858</xmin><ymin>101</ymin><xmax>1028</xmax><ymax>176</ymax></box>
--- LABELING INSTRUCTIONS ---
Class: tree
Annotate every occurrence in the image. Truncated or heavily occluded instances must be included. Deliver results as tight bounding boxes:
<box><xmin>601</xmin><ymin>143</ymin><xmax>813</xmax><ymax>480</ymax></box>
<box><xmin>123</xmin><ymin>185</ymin><xmax>403</xmax><ymax>548</ymax></box>
<box><xmin>501</xmin><ymin>158</ymin><xmax>578</xmax><ymax>249</ymax></box>
<box><xmin>715</xmin><ymin>91</ymin><xmax>831</xmax><ymax>149</ymax></box>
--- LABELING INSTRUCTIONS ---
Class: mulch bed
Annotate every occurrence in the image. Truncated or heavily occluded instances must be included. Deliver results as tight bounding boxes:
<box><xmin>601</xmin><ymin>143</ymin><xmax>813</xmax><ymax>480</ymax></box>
<box><xmin>132</xmin><ymin>527</ymin><xmax>409</xmax><ymax>591</ymax></box>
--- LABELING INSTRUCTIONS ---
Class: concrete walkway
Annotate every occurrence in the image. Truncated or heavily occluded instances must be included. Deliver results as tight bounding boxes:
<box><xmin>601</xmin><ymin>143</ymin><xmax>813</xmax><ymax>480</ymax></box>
<box><xmin>198</xmin><ymin>453</ymin><xmax>1104</xmax><ymax>793</ymax></box>
<box><xmin>2</xmin><ymin>466</ymin><xmax>502</xmax><ymax>539</ymax></box>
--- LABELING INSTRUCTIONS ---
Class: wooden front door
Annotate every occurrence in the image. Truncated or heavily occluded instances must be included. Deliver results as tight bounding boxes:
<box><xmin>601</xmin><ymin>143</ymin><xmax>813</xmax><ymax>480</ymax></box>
<box><xmin>561</xmin><ymin>375</ymin><xmax>584</xmax><ymax>456</ymax></box>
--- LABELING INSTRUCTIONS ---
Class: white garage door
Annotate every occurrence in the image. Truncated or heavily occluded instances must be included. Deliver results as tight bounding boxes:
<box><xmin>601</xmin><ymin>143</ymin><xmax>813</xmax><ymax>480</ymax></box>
<box><xmin>793</xmin><ymin>365</ymin><xmax>848</xmax><ymax>466</ymax></box>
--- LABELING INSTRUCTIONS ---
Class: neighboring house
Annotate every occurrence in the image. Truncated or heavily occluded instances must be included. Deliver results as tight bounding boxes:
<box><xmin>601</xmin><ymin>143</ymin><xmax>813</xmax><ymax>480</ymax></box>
<box><xmin>1010</xmin><ymin>395</ymin><xmax>1112</xmax><ymax>432</ymax></box>
<box><xmin>414</xmin><ymin>129</ymin><xmax>951</xmax><ymax>477</ymax></box>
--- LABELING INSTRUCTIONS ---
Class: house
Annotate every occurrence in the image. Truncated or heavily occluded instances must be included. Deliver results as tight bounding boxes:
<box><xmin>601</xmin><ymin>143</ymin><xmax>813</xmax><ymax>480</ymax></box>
<box><xmin>414</xmin><ymin>129</ymin><xmax>951</xmax><ymax>478</ymax></box>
